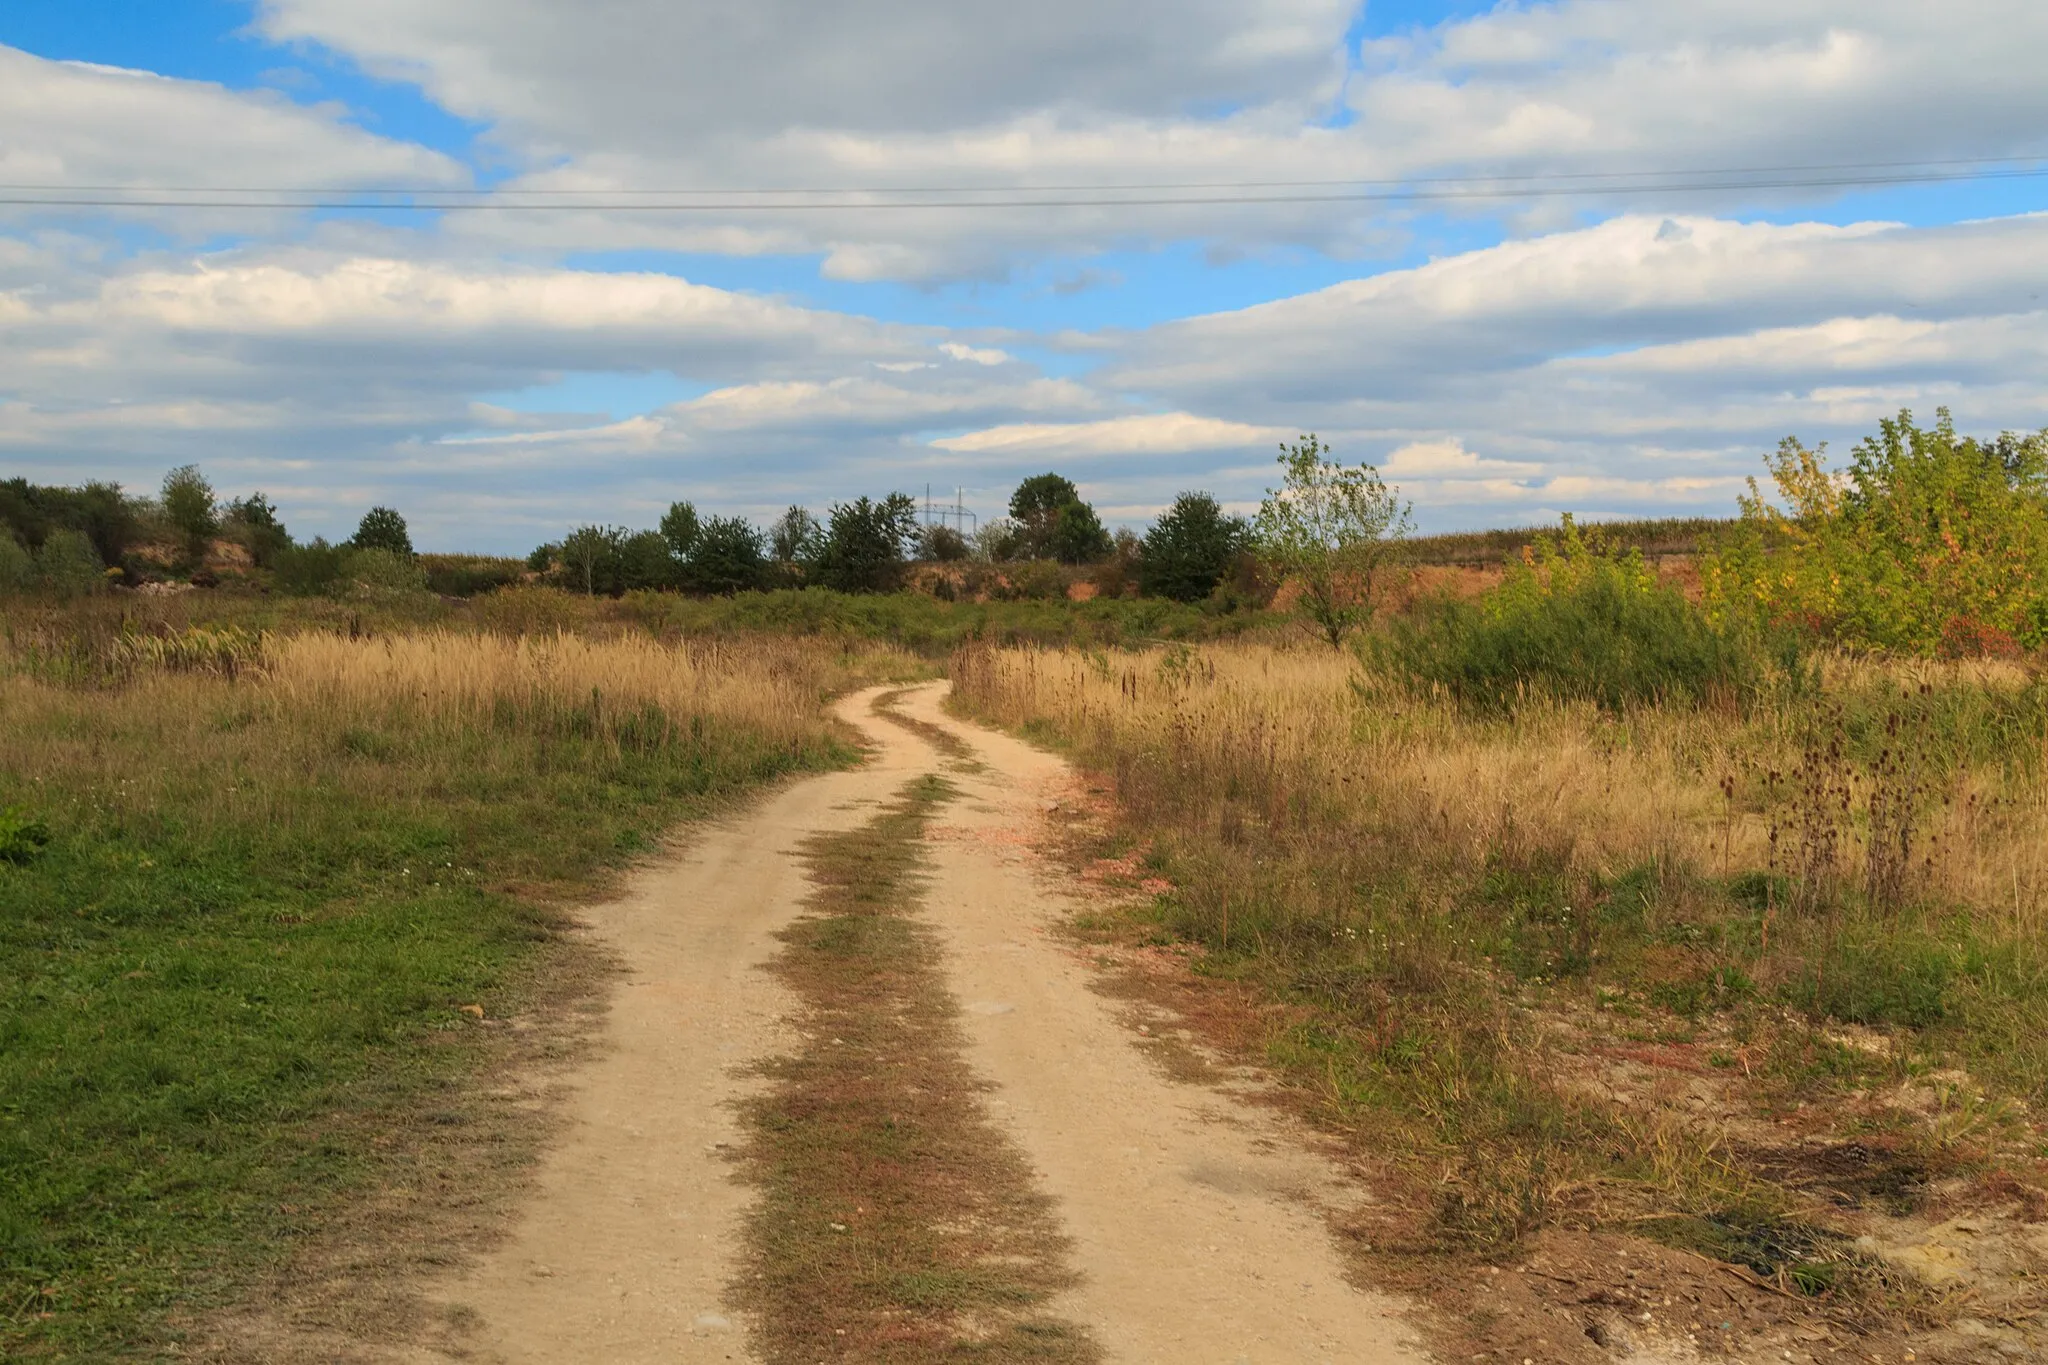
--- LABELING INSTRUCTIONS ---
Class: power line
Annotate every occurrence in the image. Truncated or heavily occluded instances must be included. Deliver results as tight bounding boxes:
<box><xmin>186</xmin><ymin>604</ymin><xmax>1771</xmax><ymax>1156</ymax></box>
<box><xmin>4</xmin><ymin>153</ymin><xmax>2045</xmax><ymax>199</ymax></box>
<box><xmin>1</xmin><ymin>159</ymin><xmax>2044</xmax><ymax>212</ymax></box>
<box><xmin>6</xmin><ymin>170</ymin><xmax>2048</xmax><ymax>210</ymax></box>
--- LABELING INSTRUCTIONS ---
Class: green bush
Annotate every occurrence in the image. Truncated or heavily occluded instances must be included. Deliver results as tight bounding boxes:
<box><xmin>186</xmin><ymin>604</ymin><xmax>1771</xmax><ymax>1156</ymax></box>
<box><xmin>1381</xmin><ymin>516</ymin><xmax>1779</xmax><ymax>712</ymax></box>
<box><xmin>419</xmin><ymin>554</ymin><xmax>526</xmax><ymax>597</ymax></box>
<box><xmin>0</xmin><ymin>536</ymin><xmax>33</xmax><ymax>593</ymax></box>
<box><xmin>337</xmin><ymin>547</ymin><xmax>430</xmax><ymax>601</ymax></box>
<box><xmin>35</xmin><ymin>530</ymin><xmax>109</xmax><ymax>598</ymax></box>
<box><xmin>1702</xmin><ymin>409</ymin><xmax>2048</xmax><ymax>654</ymax></box>
<box><xmin>273</xmin><ymin>539</ymin><xmax>348</xmax><ymax>596</ymax></box>
<box><xmin>0</xmin><ymin>807</ymin><xmax>51</xmax><ymax>865</ymax></box>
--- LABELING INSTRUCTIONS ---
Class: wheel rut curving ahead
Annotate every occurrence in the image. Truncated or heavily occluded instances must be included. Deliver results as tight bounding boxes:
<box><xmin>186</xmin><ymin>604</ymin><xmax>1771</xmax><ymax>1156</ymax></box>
<box><xmin>397</xmin><ymin>683</ymin><xmax>1432</xmax><ymax>1364</ymax></box>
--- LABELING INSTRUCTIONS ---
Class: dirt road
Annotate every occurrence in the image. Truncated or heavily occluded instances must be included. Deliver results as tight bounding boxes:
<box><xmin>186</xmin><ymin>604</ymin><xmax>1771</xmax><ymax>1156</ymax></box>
<box><xmin>415</xmin><ymin>683</ymin><xmax>1429</xmax><ymax>1364</ymax></box>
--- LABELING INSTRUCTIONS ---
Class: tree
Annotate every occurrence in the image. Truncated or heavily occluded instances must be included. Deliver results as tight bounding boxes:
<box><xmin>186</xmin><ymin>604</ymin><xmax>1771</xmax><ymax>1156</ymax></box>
<box><xmin>1139</xmin><ymin>492</ymin><xmax>1249</xmax><ymax>602</ymax></box>
<box><xmin>770</xmin><ymin>506</ymin><xmax>824</xmax><ymax>566</ymax></box>
<box><xmin>351</xmin><ymin>506</ymin><xmax>414</xmax><ymax>557</ymax></box>
<box><xmin>1701</xmin><ymin>409</ymin><xmax>2048</xmax><ymax>654</ymax></box>
<box><xmin>920</xmin><ymin>523</ymin><xmax>969</xmax><ymax>562</ymax></box>
<box><xmin>1254</xmin><ymin>434</ymin><xmax>1412</xmax><ymax>648</ymax></box>
<box><xmin>0</xmin><ymin>533</ymin><xmax>33</xmax><ymax>593</ymax></box>
<box><xmin>659</xmin><ymin>501</ymin><xmax>701</xmax><ymax>559</ymax></box>
<box><xmin>815</xmin><ymin>494</ymin><xmax>920</xmax><ymax>593</ymax></box>
<box><xmin>683</xmin><ymin>516</ymin><xmax>769</xmax><ymax>595</ymax></box>
<box><xmin>560</xmin><ymin>524</ymin><xmax>626</xmax><ymax>595</ymax></box>
<box><xmin>36</xmin><ymin>529</ymin><xmax>108</xmax><ymax>598</ymax></box>
<box><xmin>1008</xmin><ymin>473</ymin><xmax>1111</xmax><ymax>563</ymax></box>
<box><xmin>161</xmin><ymin>465</ymin><xmax>219</xmax><ymax>561</ymax></box>
<box><xmin>224</xmin><ymin>492</ymin><xmax>292</xmax><ymax>568</ymax></box>
<box><xmin>619</xmin><ymin>529</ymin><xmax>681</xmax><ymax>591</ymax></box>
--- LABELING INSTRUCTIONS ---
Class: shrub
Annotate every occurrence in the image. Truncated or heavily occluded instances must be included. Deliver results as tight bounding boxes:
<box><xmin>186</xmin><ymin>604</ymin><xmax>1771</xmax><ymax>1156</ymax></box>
<box><xmin>1139</xmin><ymin>492</ymin><xmax>1248</xmax><ymax>602</ymax></box>
<box><xmin>1702</xmin><ymin>409</ymin><xmax>2048</xmax><ymax>654</ymax></box>
<box><xmin>419</xmin><ymin>554</ymin><xmax>525</xmax><ymax>597</ymax></box>
<box><xmin>0</xmin><ymin>806</ymin><xmax>51</xmax><ymax>866</ymax></box>
<box><xmin>0</xmin><ymin>535</ymin><xmax>33</xmax><ymax>593</ymax></box>
<box><xmin>35</xmin><ymin>530</ymin><xmax>109</xmax><ymax>598</ymax></box>
<box><xmin>274</xmin><ymin>538</ymin><xmax>348</xmax><ymax>596</ymax></box>
<box><xmin>1382</xmin><ymin>517</ymin><xmax>1778</xmax><ymax>712</ymax></box>
<box><xmin>337</xmin><ymin>547</ymin><xmax>430</xmax><ymax>601</ymax></box>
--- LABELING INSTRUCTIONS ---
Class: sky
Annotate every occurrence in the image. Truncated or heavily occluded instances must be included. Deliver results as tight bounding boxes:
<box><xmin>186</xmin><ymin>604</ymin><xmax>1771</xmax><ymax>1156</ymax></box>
<box><xmin>3</xmin><ymin>1</ymin><xmax>2047</xmax><ymax>552</ymax></box>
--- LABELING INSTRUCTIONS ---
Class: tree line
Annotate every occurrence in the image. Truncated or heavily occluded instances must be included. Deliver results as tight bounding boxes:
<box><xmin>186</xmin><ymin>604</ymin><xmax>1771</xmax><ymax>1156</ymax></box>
<box><xmin>0</xmin><ymin>465</ymin><xmax>420</xmax><ymax>596</ymax></box>
<box><xmin>5</xmin><ymin>442</ymin><xmax>1416</xmax><ymax>644</ymax></box>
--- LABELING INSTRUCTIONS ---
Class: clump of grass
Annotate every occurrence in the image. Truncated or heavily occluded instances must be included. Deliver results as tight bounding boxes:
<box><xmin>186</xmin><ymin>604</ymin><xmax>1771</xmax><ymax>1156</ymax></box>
<box><xmin>0</xmin><ymin>620</ymin><xmax>874</xmax><ymax>1356</ymax></box>
<box><xmin>735</xmin><ymin>775</ymin><xmax>1096</xmax><ymax>1362</ymax></box>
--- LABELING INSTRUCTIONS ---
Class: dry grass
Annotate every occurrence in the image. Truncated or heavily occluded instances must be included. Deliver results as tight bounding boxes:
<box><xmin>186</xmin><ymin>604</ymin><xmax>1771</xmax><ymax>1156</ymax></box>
<box><xmin>951</xmin><ymin>637</ymin><xmax>2048</xmax><ymax>1302</ymax></box>
<box><xmin>0</xmin><ymin>619</ymin><xmax>916</xmax><ymax>1357</ymax></box>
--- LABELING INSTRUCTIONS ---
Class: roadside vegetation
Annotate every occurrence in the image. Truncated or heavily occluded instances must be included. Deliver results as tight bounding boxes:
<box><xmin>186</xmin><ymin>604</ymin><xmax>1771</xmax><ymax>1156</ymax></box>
<box><xmin>948</xmin><ymin>412</ymin><xmax>2048</xmax><ymax>1342</ymax></box>
<box><xmin>0</xmin><ymin>605</ymin><xmax>919</xmax><ymax>1358</ymax></box>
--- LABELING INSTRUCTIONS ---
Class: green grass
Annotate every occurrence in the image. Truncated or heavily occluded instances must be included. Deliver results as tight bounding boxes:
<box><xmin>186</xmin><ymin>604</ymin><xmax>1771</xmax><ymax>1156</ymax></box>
<box><xmin>619</xmin><ymin>585</ymin><xmax>1276</xmax><ymax>654</ymax></box>
<box><xmin>0</xmin><ymin>634</ymin><xmax>859</xmax><ymax>1359</ymax></box>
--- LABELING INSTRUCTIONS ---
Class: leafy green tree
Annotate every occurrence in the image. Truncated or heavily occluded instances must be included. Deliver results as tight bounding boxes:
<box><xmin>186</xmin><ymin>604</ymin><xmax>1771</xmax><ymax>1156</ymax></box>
<box><xmin>1254</xmin><ymin>434</ymin><xmax>1412</xmax><ymax>648</ymax></box>
<box><xmin>1139</xmin><ymin>492</ymin><xmax>1248</xmax><ymax>602</ymax></box>
<box><xmin>619</xmin><ymin>529</ymin><xmax>681</xmax><ymax>591</ymax></box>
<box><xmin>560</xmin><ymin>524</ymin><xmax>626</xmax><ymax>595</ymax></box>
<box><xmin>814</xmin><ymin>494</ymin><xmax>920</xmax><ymax>593</ymax></box>
<box><xmin>0</xmin><ymin>478</ymin><xmax>141</xmax><ymax>570</ymax></box>
<box><xmin>1008</xmin><ymin>472</ymin><xmax>1111</xmax><ymax>563</ymax></box>
<box><xmin>0</xmin><ymin>533</ymin><xmax>36</xmax><ymax>593</ymax></box>
<box><xmin>770</xmin><ymin>506</ymin><xmax>824</xmax><ymax>567</ymax></box>
<box><xmin>919</xmin><ymin>523</ymin><xmax>969</xmax><ymax>562</ymax></box>
<box><xmin>1702</xmin><ymin>409</ymin><xmax>2048</xmax><ymax>654</ymax></box>
<box><xmin>36</xmin><ymin>529</ymin><xmax>108</xmax><ymax>597</ymax></box>
<box><xmin>224</xmin><ymin>493</ymin><xmax>292</xmax><ymax>568</ymax></box>
<box><xmin>683</xmin><ymin>516</ymin><xmax>769</xmax><ymax>595</ymax></box>
<box><xmin>659</xmin><ymin>501</ymin><xmax>701</xmax><ymax>559</ymax></box>
<box><xmin>350</xmin><ymin>506</ymin><xmax>414</xmax><ymax>557</ymax></box>
<box><xmin>161</xmin><ymin>465</ymin><xmax>219</xmax><ymax>561</ymax></box>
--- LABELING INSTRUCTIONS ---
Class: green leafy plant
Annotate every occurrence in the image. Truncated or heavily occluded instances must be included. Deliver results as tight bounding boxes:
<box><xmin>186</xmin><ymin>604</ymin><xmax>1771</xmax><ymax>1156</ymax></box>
<box><xmin>1702</xmin><ymin>409</ymin><xmax>2048</xmax><ymax>654</ymax></box>
<box><xmin>1381</xmin><ymin>516</ymin><xmax>1779</xmax><ymax>713</ymax></box>
<box><xmin>160</xmin><ymin>465</ymin><xmax>219</xmax><ymax>563</ymax></box>
<box><xmin>1254</xmin><ymin>434</ymin><xmax>1411</xmax><ymax>647</ymax></box>
<box><xmin>0</xmin><ymin>806</ymin><xmax>51</xmax><ymax>866</ymax></box>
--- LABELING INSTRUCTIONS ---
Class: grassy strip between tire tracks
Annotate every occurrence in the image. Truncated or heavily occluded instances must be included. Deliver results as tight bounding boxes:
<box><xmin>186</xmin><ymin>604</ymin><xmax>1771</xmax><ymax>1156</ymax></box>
<box><xmin>736</xmin><ymin>775</ymin><xmax>1097</xmax><ymax>1364</ymax></box>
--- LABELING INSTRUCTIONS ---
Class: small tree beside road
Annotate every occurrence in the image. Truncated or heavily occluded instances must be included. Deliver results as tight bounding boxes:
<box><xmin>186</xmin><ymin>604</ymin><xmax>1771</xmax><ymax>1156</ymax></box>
<box><xmin>1254</xmin><ymin>435</ymin><xmax>1411</xmax><ymax>648</ymax></box>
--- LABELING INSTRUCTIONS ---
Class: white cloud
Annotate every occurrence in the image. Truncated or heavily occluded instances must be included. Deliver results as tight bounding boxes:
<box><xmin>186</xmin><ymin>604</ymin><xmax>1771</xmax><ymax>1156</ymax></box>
<box><xmin>933</xmin><ymin>412</ymin><xmax>1281</xmax><ymax>459</ymax></box>
<box><xmin>230</xmin><ymin>1</ymin><xmax>2048</xmax><ymax>280</ymax></box>
<box><xmin>0</xmin><ymin>45</ymin><xmax>465</xmax><ymax>236</ymax></box>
